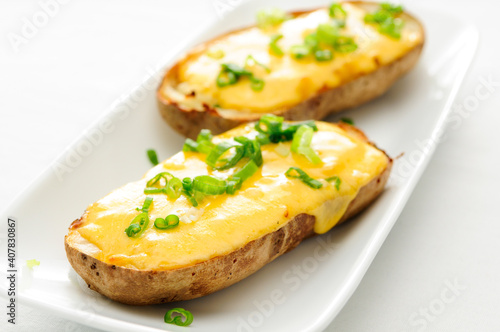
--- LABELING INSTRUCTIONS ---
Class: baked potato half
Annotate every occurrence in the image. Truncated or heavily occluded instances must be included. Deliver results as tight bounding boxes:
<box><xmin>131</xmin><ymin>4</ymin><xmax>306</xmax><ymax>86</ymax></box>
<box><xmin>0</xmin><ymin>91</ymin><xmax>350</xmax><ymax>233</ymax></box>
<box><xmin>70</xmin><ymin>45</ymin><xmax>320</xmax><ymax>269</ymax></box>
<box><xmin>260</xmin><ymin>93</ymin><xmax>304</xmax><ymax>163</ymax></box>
<box><xmin>65</xmin><ymin>118</ymin><xmax>392</xmax><ymax>305</ymax></box>
<box><xmin>158</xmin><ymin>1</ymin><xmax>424</xmax><ymax>138</ymax></box>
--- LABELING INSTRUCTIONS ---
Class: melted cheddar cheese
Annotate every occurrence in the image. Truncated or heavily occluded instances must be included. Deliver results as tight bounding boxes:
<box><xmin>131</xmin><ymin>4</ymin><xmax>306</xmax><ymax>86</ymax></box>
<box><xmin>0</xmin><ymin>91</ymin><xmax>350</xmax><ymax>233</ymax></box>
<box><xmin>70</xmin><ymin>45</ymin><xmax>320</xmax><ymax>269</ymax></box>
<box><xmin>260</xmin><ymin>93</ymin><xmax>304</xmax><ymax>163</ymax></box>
<box><xmin>161</xmin><ymin>3</ymin><xmax>423</xmax><ymax>114</ymax></box>
<box><xmin>68</xmin><ymin>122</ymin><xmax>388</xmax><ymax>270</ymax></box>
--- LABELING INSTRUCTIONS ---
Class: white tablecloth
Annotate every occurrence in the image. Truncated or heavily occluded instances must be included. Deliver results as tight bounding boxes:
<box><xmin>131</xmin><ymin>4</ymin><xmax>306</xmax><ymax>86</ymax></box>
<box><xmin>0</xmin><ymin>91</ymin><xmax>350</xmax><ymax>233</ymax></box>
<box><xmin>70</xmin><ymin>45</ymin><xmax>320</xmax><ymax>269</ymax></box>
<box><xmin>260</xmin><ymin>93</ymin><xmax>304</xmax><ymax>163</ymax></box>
<box><xmin>1</xmin><ymin>0</ymin><xmax>499</xmax><ymax>331</ymax></box>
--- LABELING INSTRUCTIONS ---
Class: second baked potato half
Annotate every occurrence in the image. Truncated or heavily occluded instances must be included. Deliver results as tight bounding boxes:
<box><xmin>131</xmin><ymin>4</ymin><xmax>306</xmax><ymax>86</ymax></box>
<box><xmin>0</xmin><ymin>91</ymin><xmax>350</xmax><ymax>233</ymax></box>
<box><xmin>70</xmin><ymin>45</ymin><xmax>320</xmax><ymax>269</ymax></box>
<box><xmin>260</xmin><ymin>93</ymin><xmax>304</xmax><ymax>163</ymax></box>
<box><xmin>158</xmin><ymin>1</ymin><xmax>425</xmax><ymax>138</ymax></box>
<box><xmin>65</xmin><ymin>116</ymin><xmax>391</xmax><ymax>305</ymax></box>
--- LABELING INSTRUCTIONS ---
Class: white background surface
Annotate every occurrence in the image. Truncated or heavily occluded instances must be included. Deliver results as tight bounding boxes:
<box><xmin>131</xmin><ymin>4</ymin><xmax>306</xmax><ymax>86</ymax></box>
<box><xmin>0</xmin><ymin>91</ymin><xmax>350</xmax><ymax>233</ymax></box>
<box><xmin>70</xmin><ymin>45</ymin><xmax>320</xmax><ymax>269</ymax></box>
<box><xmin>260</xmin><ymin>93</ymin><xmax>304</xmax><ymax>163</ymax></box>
<box><xmin>1</xmin><ymin>0</ymin><xmax>498</xmax><ymax>331</ymax></box>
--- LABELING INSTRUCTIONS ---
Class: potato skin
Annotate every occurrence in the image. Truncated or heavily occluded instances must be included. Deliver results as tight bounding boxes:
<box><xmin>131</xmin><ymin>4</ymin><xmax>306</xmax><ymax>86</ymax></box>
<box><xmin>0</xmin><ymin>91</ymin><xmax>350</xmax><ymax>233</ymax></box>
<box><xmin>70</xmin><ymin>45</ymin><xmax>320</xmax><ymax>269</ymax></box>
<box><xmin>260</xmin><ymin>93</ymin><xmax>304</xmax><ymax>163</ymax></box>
<box><xmin>157</xmin><ymin>2</ymin><xmax>425</xmax><ymax>139</ymax></box>
<box><xmin>65</xmin><ymin>125</ymin><xmax>392</xmax><ymax>305</ymax></box>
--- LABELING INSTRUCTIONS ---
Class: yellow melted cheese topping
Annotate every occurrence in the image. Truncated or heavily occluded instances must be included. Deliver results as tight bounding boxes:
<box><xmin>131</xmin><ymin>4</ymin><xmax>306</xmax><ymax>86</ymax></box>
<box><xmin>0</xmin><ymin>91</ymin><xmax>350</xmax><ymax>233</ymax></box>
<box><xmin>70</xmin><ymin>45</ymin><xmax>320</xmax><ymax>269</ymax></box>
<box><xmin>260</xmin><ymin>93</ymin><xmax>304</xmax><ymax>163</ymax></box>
<box><xmin>68</xmin><ymin>122</ymin><xmax>388</xmax><ymax>270</ymax></box>
<box><xmin>161</xmin><ymin>3</ymin><xmax>422</xmax><ymax>114</ymax></box>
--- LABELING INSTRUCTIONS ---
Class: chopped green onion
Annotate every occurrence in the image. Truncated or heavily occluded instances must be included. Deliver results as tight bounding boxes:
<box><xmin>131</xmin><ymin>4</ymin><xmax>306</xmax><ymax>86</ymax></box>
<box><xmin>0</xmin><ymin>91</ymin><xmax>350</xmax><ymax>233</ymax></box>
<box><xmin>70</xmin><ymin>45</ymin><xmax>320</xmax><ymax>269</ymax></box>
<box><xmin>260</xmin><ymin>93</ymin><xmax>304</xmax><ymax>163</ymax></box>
<box><xmin>164</xmin><ymin>308</ymin><xmax>193</xmax><ymax>327</ymax></box>
<box><xmin>26</xmin><ymin>259</ymin><xmax>40</xmax><ymax>269</ymax></box>
<box><xmin>274</xmin><ymin>142</ymin><xmax>290</xmax><ymax>157</ymax></box>
<box><xmin>154</xmin><ymin>214</ymin><xmax>179</xmax><ymax>230</ymax></box>
<box><xmin>207</xmin><ymin>49</ymin><xmax>225</xmax><ymax>59</ymax></box>
<box><xmin>285</xmin><ymin>167</ymin><xmax>323</xmax><ymax>189</ymax></box>
<box><xmin>140</xmin><ymin>197</ymin><xmax>153</xmax><ymax>213</ymax></box>
<box><xmin>182</xmin><ymin>138</ymin><xmax>199</xmax><ymax>152</ymax></box>
<box><xmin>340</xmin><ymin>117</ymin><xmax>354</xmax><ymax>125</ymax></box>
<box><xmin>290</xmin><ymin>45</ymin><xmax>310</xmax><ymax>59</ymax></box>
<box><xmin>125</xmin><ymin>197</ymin><xmax>153</xmax><ymax>238</ymax></box>
<box><xmin>206</xmin><ymin>141</ymin><xmax>245</xmax><ymax>170</ymax></box>
<box><xmin>144</xmin><ymin>187</ymin><xmax>165</xmax><ymax>194</ymax></box>
<box><xmin>380</xmin><ymin>3</ymin><xmax>403</xmax><ymax>14</ymax></box>
<box><xmin>166</xmin><ymin>177</ymin><xmax>182</xmax><ymax>199</ymax></box>
<box><xmin>255</xmin><ymin>115</ymin><xmax>317</xmax><ymax>143</ymax></box>
<box><xmin>233</xmin><ymin>160</ymin><xmax>259</xmax><ymax>182</ymax></box>
<box><xmin>314</xmin><ymin>49</ymin><xmax>333</xmax><ymax>61</ymax></box>
<box><xmin>147</xmin><ymin>149</ymin><xmax>159</xmax><ymax>166</ymax></box>
<box><xmin>316</xmin><ymin>23</ymin><xmax>339</xmax><ymax>45</ymax></box>
<box><xmin>182</xmin><ymin>177</ymin><xmax>193</xmax><ymax>192</ymax></box>
<box><xmin>329</xmin><ymin>3</ymin><xmax>347</xmax><ymax>20</ymax></box>
<box><xmin>333</xmin><ymin>36</ymin><xmax>358</xmax><ymax>53</ymax></box>
<box><xmin>196</xmin><ymin>129</ymin><xmax>214</xmax><ymax>153</ymax></box>
<box><xmin>193</xmin><ymin>175</ymin><xmax>227</xmax><ymax>195</ymax></box>
<box><xmin>269</xmin><ymin>34</ymin><xmax>284</xmax><ymax>56</ymax></box>
<box><xmin>217</xmin><ymin>63</ymin><xmax>251</xmax><ymax>88</ymax></box>
<box><xmin>245</xmin><ymin>55</ymin><xmax>270</xmax><ymax>72</ymax></box>
<box><xmin>216</xmin><ymin>63</ymin><xmax>265</xmax><ymax>91</ymax></box>
<box><xmin>292</xmin><ymin>21</ymin><xmax>357</xmax><ymax>62</ymax></box>
<box><xmin>146</xmin><ymin>172</ymin><xmax>173</xmax><ymax>188</ymax></box>
<box><xmin>256</xmin><ymin>8</ymin><xmax>290</xmax><ymax>29</ymax></box>
<box><xmin>216</xmin><ymin>69</ymin><xmax>238</xmax><ymax>87</ymax></box>
<box><xmin>364</xmin><ymin>3</ymin><xmax>404</xmax><ymax>39</ymax></box>
<box><xmin>378</xmin><ymin>18</ymin><xmax>404</xmax><ymax>39</ymax></box>
<box><xmin>144</xmin><ymin>172</ymin><xmax>184</xmax><ymax>200</ymax></box>
<box><xmin>250</xmin><ymin>77</ymin><xmax>265</xmax><ymax>91</ymax></box>
<box><xmin>255</xmin><ymin>114</ymin><xmax>284</xmax><ymax>136</ymax></box>
<box><xmin>182</xmin><ymin>130</ymin><xmax>214</xmax><ymax>154</ymax></box>
<box><xmin>291</xmin><ymin>125</ymin><xmax>322</xmax><ymax>164</ymax></box>
<box><xmin>226</xmin><ymin>177</ymin><xmax>242</xmax><ymax>195</ymax></box>
<box><xmin>183</xmin><ymin>190</ymin><xmax>198</xmax><ymax>207</ymax></box>
<box><xmin>326</xmin><ymin>175</ymin><xmax>342</xmax><ymax>190</ymax></box>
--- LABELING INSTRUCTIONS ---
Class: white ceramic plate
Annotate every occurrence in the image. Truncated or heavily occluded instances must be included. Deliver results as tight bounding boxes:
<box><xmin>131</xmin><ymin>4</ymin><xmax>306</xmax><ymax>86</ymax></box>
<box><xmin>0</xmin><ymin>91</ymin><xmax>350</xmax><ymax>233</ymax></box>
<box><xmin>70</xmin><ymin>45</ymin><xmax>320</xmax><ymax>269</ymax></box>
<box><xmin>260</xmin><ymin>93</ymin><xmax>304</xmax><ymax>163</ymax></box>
<box><xmin>0</xmin><ymin>1</ymin><xmax>477</xmax><ymax>331</ymax></box>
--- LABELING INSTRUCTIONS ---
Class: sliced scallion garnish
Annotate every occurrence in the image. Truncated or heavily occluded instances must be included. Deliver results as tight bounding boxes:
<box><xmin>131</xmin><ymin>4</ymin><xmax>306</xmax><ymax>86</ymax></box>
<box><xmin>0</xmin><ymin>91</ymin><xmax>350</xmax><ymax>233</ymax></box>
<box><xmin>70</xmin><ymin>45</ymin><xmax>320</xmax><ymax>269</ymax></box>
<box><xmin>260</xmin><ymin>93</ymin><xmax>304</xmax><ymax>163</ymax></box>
<box><xmin>291</xmin><ymin>125</ymin><xmax>322</xmax><ymax>165</ymax></box>
<box><xmin>364</xmin><ymin>3</ymin><xmax>404</xmax><ymax>39</ymax></box>
<box><xmin>245</xmin><ymin>55</ymin><xmax>270</xmax><ymax>73</ymax></box>
<box><xmin>326</xmin><ymin>175</ymin><xmax>342</xmax><ymax>190</ymax></box>
<box><xmin>340</xmin><ymin>117</ymin><xmax>354</xmax><ymax>125</ymax></box>
<box><xmin>269</xmin><ymin>34</ymin><xmax>284</xmax><ymax>56</ymax></box>
<box><xmin>285</xmin><ymin>167</ymin><xmax>323</xmax><ymax>189</ymax></box>
<box><xmin>193</xmin><ymin>175</ymin><xmax>227</xmax><ymax>196</ymax></box>
<box><xmin>154</xmin><ymin>214</ymin><xmax>180</xmax><ymax>230</ymax></box>
<box><xmin>164</xmin><ymin>308</ymin><xmax>193</xmax><ymax>327</ymax></box>
<box><xmin>147</xmin><ymin>149</ymin><xmax>159</xmax><ymax>166</ymax></box>
<box><xmin>125</xmin><ymin>197</ymin><xmax>153</xmax><ymax>238</ymax></box>
<box><xmin>256</xmin><ymin>8</ymin><xmax>290</xmax><ymax>29</ymax></box>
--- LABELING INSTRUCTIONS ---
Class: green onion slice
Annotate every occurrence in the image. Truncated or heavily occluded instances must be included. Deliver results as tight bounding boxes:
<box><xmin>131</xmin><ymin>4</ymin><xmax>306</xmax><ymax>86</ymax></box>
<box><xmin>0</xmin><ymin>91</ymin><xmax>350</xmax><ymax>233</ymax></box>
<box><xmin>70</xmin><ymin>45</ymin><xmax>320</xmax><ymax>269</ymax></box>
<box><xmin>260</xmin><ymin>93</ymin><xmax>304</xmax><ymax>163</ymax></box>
<box><xmin>329</xmin><ymin>3</ymin><xmax>347</xmax><ymax>20</ymax></box>
<box><xmin>207</xmin><ymin>49</ymin><xmax>225</xmax><ymax>59</ymax></box>
<box><xmin>380</xmin><ymin>3</ymin><xmax>403</xmax><ymax>14</ymax></box>
<box><xmin>333</xmin><ymin>36</ymin><xmax>358</xmax><ymax>53</ymax></box>
<box><xmin>250</xmin><ymin>76</ymin><xmax>265</xmax><ymax>91</ymax></box>
<box><xmin>290</xmin><ymin>44</ymin><xmax>310</xmax><ymax>59</ymax></box>
<box><xmin>364</xmin><ymin>3</ymin><xmax>404</xmax><ymax>39</ymax></box>
<box><xmin>326</xmin><ymin>175</ymin><xmax>342</xmax><ymax>190</ymax></box>
<box><xmin>206</xmin><ymin>141</ymin><xmax>245</xmax><ymax>170</ymax></box>
<box><xmin>269</xmin><ymin>34</ymin><xmax>284</xmax><ymax>56</ymax></box>
<box><xmin>256</xmin><ymin>8</ymin><xmax>290</xmax><ymax>29</ymax></box>
<box><xmin>285</xmin><ymin>167</ymin><xmax>323</xmax><ymax>189</ymax></box>
<box><xmin>182</xmin><ymin>130</ymin><xmax>214</xmax><ymax>154</ymax></box>
<box><xmin>147</xmin><ymin>149</ymin><xmax>159</xmax><ymax>166</ymax></box>
<box><xmin>154</xmin><ymin>214</ymin><xmax>180</xmax><ymax>230</ymax></box>
<box><xmin>216</xmin><ymin>69</ymin><xmax>238</xmax><ymax>87</ymax></box>
<box><xmin>316</xmin><ymin>24</ymin><xmax>339</xmax><ymax>45</ymax></box>
<box><xmin>146</xmin><ymin>172</ymin><xmax>174</xmax><ymax>188</ymax></box>
<box><xmin>193</xmin><ymin>175</ymin><xmax>227</xmax><ymax>195</ymax></box>
<box><xmin>291</xmin><ymin>125</ymin><xmax>322</xmax><ymax>165</ymax></box>
<box><xmin>166</xmin><ymin>177</ymin><xmax>182</xmax><ymax>199</ymax></box>
<box><xmin>245</xmin><ymin>55</ymin><xmax>270</xmax><ymax>72</ymax></box>
<box><xmin>314</xmin><ymin>49</ymin><xmax>333</xmax><ymax>61</ymax></box>
<box><xmin>164</xmin><ymin>308</ymin><xmax>193</xmax><ymax>327</ymax></box>
<box><xmin>340</xmin><ymin>117</ymin><xmax>354</xmax><ymax>125</ymax></box>
<box><xmin>125</xmin><ymin>197</ymin><xmax>153</xmax><ymax>238</ymax></box>
<box><xmin>216</xmin><ymin>63</ymin><xmax>265</xmax><ymax>91</ymax></box>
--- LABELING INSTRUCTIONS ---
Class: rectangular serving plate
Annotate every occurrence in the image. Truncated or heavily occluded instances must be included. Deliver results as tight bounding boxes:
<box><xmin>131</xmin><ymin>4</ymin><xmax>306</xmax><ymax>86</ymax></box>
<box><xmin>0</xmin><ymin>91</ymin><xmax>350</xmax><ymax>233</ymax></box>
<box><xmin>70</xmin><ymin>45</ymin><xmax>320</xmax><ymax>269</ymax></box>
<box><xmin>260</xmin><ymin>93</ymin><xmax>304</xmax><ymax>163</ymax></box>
<box><xmin>0</xmin><ymin>1</ymin><xmax>477</xmax><ymax>331</ymax></box>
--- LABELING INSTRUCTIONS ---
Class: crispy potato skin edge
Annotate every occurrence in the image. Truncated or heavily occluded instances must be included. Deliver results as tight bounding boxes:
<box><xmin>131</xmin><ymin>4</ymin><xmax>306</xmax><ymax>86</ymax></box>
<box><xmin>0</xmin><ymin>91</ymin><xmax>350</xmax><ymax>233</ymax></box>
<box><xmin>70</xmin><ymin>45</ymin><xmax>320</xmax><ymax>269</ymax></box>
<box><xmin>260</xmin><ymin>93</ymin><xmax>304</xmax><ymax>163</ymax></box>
<box><xmin>156</xmin><ymin>3</ymin><xmax>425</xmax><ymax>139</ymax></box>
<box><xmin>65</xmin><ymin>125</ymin><xmax>392</xmax><ymax>306</ymax></box>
